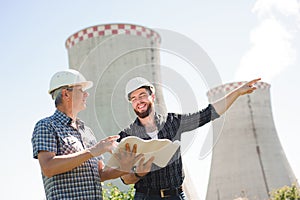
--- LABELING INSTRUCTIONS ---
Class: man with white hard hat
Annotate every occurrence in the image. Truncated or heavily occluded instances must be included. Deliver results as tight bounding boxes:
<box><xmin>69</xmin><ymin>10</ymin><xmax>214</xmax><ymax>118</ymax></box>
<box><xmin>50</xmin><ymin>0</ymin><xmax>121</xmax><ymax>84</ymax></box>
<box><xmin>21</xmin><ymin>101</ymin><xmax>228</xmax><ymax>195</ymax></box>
<box><xmin>31</xmin><ymin>69</ymin><xmax>142</xmax><ymax>199</ymax></box>
<box><xmin>118</xmin><ymin>76</ymin><xmax>261</xmax><ymax>199</ymax></box>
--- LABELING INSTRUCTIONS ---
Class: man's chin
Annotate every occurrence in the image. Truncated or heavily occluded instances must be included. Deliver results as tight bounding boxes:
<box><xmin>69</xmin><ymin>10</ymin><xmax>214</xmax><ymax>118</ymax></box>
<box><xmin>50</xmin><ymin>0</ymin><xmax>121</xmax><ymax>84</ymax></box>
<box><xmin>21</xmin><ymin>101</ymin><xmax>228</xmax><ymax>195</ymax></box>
<box><xmin>138</xmin><ymin>112</ymin><xmax>150</xmax><ymax>118</ymax></box>
<box><xmin>79</xmin><ymin>104</ymin><xmax>87</xmax><ymax>111</ymax></box>
<box><xmin>134</xmin><ymin>103</ymin><xmax>152</xmax><ymax>118</ymax></box>
<box><xmin>135</xmin><ymin>109</ymin><xmax>151</xmax><ymax>118</ymax></box>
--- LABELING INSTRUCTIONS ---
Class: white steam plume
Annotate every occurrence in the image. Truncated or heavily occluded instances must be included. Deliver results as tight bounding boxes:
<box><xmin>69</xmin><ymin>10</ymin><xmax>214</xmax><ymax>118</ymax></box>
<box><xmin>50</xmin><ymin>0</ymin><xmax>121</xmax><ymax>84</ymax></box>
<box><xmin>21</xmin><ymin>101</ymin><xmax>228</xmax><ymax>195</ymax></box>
<box><xmin>235</xmin><ymin>0</ymin><xmax>300</xmax><ymax>82</ymax></box>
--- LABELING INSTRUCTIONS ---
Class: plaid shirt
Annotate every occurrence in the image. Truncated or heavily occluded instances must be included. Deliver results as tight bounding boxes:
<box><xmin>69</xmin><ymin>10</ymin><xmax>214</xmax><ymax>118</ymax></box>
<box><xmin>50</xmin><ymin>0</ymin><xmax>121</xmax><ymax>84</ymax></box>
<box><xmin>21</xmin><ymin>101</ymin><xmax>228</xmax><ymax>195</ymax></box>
<box><xmin>32</xmin><ymin>110</ymin><xmax>102</xmax><ymax>200</ymax></box>
<box><xmin>118</xmin><ymin>104</ymin><xmax>219</xmax><ymax>190</ymax></box>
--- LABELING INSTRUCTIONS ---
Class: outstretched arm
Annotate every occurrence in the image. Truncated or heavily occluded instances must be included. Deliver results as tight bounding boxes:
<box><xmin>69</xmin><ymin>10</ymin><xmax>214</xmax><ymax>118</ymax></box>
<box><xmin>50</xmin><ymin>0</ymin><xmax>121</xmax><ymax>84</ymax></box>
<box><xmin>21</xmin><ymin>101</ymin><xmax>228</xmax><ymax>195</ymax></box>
<box><xmin>212</xmin><ymin>78</ymin><xmax>261</xmax><ymax>116</ymax></box>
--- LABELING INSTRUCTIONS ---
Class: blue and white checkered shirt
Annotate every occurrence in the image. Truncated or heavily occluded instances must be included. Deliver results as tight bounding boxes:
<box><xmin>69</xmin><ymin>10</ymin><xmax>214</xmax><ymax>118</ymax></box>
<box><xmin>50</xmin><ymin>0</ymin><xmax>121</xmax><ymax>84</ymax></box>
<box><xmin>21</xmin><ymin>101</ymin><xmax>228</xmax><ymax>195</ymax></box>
<box><xmin>118</xmin><ymin>104</ymin><xmax>220</xmax><ymax>190</ymax></box>
<box><xmin>32</xmin><ymin>110</ymin><xmax>102</xmax><ymax>200</ymax></box>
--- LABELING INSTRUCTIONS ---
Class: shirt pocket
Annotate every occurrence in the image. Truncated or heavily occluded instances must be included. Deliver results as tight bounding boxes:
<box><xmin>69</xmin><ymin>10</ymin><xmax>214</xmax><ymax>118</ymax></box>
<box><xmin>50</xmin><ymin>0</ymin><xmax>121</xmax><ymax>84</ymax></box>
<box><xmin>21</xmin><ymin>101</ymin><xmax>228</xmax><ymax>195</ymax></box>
<box><xmin>58</xmin><ymin>133</ymin><xmax>84</xmax><ymax>154</ymax></box>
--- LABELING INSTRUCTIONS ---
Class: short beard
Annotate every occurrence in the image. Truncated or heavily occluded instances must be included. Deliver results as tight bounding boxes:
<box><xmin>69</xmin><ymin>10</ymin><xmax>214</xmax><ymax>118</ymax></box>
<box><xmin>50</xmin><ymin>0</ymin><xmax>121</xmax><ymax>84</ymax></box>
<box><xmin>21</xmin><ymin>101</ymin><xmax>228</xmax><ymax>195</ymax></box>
<box><xmin>134</xmin><ymin>103</ymin><xmax>153</xmax><ymax>118</ymax></box>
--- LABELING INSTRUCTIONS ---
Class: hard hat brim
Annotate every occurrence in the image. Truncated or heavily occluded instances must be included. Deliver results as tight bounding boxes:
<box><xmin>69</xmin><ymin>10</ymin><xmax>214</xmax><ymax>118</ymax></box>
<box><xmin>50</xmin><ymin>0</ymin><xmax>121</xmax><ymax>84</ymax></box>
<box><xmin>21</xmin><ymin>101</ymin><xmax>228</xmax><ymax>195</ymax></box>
<box><xmin>48</xmin><ymin>81</ymin><xmax>93</xmax><ymax>94</ymax></box>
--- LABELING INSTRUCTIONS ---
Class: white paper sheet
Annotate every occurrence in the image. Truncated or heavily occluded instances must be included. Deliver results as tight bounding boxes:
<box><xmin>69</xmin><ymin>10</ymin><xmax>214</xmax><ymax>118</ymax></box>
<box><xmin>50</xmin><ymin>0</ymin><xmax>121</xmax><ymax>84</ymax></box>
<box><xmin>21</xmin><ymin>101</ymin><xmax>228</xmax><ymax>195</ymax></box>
<box><xmin>106</xmin><ymin>136</ymin><xmax>180</xmax><ymax>168</ymax></box>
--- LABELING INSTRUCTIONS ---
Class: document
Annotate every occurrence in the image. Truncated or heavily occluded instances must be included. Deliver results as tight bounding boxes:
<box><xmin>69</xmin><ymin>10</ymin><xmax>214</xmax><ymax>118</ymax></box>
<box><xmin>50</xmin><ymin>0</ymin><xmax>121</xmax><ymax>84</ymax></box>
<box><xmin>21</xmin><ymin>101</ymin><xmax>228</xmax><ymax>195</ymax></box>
<box><xmin>107</xmin><ymin>136</ymin><xmax>180</xmax><ymax>168</ymax></box>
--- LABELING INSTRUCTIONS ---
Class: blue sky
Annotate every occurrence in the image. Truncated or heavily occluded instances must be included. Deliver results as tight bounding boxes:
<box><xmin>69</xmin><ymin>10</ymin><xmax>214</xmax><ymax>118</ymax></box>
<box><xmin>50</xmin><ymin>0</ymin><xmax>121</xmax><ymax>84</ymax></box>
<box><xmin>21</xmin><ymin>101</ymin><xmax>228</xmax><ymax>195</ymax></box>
<box><xmin>1</xmin><ymin>0</ymin><xmax>299</xmax><ymax>199</ymax></box>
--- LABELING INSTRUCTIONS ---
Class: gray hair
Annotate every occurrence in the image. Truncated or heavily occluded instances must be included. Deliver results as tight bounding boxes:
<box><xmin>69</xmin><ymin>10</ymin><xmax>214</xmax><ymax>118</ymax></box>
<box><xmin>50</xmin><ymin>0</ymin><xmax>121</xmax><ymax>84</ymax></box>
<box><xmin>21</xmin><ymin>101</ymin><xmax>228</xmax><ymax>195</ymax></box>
<box><xmin>51</xmin><ymin>87</ymin><xmax>74</xmax><ymax>107</ymax></box>
<box><xmin>51</xmin><ymin>88</ymin><xmax>63</xmax><ymax>107</ymax></box>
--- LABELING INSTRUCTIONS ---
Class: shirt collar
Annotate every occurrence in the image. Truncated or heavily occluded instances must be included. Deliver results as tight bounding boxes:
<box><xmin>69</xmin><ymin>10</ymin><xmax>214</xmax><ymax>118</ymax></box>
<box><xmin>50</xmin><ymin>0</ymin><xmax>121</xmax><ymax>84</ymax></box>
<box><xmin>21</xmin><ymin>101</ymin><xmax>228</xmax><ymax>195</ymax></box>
<box><xmin>53</xmin><ymin>109</ymin><xmax>84</xmax><ymax>128</ymax></box>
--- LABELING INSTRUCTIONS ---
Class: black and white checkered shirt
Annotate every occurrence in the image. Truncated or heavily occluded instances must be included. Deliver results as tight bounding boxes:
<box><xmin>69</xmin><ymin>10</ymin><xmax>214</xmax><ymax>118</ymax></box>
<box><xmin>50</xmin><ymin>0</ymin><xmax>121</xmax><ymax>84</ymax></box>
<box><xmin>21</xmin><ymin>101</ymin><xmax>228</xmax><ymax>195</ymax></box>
<box><xmin>118</xmin><ymin>104</ymin><xmax>220</xmax><ymax>190</ymax></box>
<box><xmin>32</xmin><ymin>110</ymin><xmax>102</xmax><ymax>200</ymax></box>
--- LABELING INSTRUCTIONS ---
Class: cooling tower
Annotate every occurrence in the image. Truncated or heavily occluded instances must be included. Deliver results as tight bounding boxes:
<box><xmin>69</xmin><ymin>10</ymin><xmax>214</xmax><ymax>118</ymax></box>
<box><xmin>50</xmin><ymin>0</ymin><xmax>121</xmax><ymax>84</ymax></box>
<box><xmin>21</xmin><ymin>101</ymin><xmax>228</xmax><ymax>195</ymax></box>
<box><xmin>205</xmin><ymin>82</ymin><xmax>297</xmax><ymax>200</ymax></box>
<box><xmin>65</xmin><ymin>23</ymin><xmax>167</xmax><ymax>139</ymax></box>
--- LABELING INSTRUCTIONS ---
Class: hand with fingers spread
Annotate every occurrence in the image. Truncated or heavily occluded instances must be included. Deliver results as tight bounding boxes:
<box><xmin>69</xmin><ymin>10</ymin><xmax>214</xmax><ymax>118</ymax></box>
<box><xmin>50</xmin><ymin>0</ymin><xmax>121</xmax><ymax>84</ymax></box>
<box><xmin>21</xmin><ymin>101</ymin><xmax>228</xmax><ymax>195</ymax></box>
<box><xmin>134</xmin><ymin>156</ymin><xmax>155</xmax><ymax>178</ymax></box>
<box><xmin>114</xmin><ymin>143</ymin><xmax>144</xmax><ymax>173</ymax></box>
<box><xmin>87</xmin><ymin>135</ymin><xmax>120</xmax><ymax>157</ymax></box>
<box><xmin>237</xmin><ymin>78</ymin><xmax>261</xmax><ymax>95</ymax></box>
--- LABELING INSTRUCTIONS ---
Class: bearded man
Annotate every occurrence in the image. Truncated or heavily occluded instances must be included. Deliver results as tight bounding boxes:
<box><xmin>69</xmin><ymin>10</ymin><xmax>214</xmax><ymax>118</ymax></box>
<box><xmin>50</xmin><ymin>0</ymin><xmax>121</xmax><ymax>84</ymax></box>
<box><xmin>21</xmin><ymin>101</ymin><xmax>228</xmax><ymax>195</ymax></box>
<box><xmin>117</xmin><ymin>77</ymin><xmax>260</xmax><ymax>200</ymax></box>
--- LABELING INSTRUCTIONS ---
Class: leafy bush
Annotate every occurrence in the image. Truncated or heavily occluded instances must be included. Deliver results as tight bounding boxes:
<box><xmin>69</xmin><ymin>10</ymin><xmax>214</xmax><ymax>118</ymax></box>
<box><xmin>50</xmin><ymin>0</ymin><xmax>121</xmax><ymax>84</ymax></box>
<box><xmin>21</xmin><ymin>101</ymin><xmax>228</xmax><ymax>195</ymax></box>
<box><xmin>101</xmin><ymin>182</ymin><xmax>300</xmax><ymax>200</ymax></box>
<box><xmin>270</xmin><ymin>184</ymin><xmax>300</xmax><ymax>200</ymax></box>
<box><xmin>102</xmin><ymin>182</ymin><xmax>135</xmax><ymax>200</ymax></box>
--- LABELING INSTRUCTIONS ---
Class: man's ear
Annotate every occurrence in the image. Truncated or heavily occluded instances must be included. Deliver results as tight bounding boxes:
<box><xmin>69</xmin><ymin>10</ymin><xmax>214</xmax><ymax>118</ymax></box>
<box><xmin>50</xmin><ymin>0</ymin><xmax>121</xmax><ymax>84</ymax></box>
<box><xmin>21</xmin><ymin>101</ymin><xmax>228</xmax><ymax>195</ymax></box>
<box><xmin>151</xmin><ymin>93</ymin><xmax>156</xmax><ymax>101</ymax></box>
<box><xmin>62</xmin><ymin>89</ymin><xmax>71</xmax><ymax>100</ymax></box>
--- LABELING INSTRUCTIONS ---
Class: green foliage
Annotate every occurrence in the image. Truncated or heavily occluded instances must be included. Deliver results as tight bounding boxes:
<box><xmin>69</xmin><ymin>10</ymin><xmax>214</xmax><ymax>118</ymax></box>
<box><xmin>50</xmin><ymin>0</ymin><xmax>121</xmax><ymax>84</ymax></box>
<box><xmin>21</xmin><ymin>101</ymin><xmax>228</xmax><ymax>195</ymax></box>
<box><xmin>101</xmin><ymin>182</ymin><xmax>300</xmax><ymax>200</ymax></box>
<box><xmin>270</xmin><ymin>184</ymin><xmax>300</xmax><ymax>200</ymax></box>
<box><xmin>102</xmin><ymin>182</ymin><xmax>135</xmax><ymax>200</ymax></box>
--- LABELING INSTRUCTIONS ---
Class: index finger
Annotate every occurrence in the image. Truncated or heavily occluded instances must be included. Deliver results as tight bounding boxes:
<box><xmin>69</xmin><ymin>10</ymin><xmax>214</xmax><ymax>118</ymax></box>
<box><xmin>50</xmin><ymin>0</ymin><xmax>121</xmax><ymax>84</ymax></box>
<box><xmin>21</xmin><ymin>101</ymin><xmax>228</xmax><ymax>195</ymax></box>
<box><xmin>106</xmin><ymin>135</ymin><xmax>120</xmax><ymax>141</ymax></box>
<box><xmin>248</xmin><ymin>78</ymin><xmax>261</xmax><ymax>85</ymax></box>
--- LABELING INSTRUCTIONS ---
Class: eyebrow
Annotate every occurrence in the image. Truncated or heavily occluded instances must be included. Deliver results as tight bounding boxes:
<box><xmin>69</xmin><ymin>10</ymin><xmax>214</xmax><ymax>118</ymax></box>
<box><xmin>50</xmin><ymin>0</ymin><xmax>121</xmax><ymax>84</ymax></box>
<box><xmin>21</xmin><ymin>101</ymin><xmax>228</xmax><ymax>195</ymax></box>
<box><xmin>130</xmin><ymin>92</ymin><xmax>148</xmax><ymax>99</ymax></box>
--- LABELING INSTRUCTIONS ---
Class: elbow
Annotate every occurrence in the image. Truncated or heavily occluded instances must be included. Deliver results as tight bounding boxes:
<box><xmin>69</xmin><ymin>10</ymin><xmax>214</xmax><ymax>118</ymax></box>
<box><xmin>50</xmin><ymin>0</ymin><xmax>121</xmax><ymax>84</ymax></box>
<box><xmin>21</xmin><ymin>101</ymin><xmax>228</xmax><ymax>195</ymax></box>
<box><xmin>38</xmin><ymin>151</ymin><xmax>57</xmax><ymax>178</ymax></box>
<box><xmin>41</xmin><ymin>166</ymin><xmax>55</xmax><ymax>178</ymax></box>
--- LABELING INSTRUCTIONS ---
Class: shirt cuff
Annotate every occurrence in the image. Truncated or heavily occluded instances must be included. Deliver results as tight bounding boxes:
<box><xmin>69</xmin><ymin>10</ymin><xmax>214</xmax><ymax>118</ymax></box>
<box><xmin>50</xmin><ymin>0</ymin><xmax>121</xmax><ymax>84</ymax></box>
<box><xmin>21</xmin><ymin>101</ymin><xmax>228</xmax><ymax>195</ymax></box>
<box><xmin>209</xmin><ymin>104</ymin><xmax>220</xmax><ymax>120</ymax></box>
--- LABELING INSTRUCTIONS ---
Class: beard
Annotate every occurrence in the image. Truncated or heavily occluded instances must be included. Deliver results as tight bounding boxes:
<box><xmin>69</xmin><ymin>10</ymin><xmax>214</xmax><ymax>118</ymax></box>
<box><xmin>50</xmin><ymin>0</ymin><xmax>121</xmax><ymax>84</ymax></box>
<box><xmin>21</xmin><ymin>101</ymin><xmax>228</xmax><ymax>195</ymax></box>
<box><xmin>134</xmin><ymin>102</ymin><xmax>153</xmax><ymax>118</ymax></box>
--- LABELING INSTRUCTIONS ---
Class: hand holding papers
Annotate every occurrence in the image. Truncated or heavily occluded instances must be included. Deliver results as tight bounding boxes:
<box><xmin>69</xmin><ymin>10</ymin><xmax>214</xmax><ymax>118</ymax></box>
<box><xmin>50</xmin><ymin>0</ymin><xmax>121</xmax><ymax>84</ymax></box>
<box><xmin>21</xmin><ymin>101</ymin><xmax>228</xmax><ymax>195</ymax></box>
<box><xmin>107</xmin><ymin>136</ymin><xmax>180</xmax><ymax>168</ymax></box>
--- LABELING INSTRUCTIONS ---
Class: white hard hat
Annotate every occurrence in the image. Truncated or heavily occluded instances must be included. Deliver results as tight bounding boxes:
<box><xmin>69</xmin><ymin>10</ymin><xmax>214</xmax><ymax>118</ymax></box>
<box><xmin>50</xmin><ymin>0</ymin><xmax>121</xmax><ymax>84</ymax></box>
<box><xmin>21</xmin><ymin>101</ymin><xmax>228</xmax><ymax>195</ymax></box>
<box><xmin>48</xmin><ymin>69</ymin><xmax>93</xmax><ymax>95</ymax></box>
<box><xmin>125</xmin><ymin>77</ymin><xmax>155</xmax><ymax>101</ymax></box>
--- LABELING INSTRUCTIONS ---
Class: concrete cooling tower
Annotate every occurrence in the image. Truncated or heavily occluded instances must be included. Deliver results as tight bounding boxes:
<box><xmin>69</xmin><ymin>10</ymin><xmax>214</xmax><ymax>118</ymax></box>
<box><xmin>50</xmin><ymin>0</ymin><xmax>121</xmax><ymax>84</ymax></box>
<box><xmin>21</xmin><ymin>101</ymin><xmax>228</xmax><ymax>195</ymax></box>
<box><xmin>205</xmin><ymin>82</ymin><xmax>297</xmax><ymax>200</ymax></box>
<box><xmin>65</xmin><ymin>23</ymin><xmax>167</xmax><ymax>139</ymax></box>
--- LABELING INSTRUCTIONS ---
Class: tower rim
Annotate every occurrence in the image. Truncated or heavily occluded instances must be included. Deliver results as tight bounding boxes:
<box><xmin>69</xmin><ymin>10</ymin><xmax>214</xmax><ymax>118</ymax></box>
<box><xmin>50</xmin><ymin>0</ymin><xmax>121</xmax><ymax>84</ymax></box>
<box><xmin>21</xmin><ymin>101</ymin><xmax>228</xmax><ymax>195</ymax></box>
<box><xmin>65</xmin><ymin>23</ymin><xmax>161</xmax><ymax>49</ymax></box>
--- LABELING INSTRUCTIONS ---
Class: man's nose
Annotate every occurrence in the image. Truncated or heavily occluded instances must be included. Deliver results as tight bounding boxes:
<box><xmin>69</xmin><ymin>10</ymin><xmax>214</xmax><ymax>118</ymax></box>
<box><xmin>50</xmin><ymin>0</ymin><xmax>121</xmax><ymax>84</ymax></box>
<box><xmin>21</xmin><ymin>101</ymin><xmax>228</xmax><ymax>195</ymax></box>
<box><xmin>84</xmin><ymin>91</ymin><xmax>89</xmax><ymax>97</ymax></box>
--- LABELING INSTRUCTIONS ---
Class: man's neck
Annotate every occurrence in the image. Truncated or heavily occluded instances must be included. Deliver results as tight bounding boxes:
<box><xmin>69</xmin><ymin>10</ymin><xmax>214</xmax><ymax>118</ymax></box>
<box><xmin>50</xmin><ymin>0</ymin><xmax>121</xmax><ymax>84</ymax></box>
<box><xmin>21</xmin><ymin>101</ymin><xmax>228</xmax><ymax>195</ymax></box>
<box><xmin>138</xmin><ymin>111</ymin><xmax>157</xmax><ymax>132</ymax></box>
<box><xmin>57</xmin><ymin>105</ymin><xmax>78</xmax><ymax>122</ymax></box>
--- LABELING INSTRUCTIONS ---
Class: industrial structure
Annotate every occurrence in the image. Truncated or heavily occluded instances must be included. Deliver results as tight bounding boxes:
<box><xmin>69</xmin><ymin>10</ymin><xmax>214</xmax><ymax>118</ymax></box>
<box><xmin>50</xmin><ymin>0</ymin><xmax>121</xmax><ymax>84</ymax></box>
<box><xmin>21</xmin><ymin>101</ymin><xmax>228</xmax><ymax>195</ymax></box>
<box><xmin>65</xmin><ymin>23</ymin><xmax>166</xmax><ymax>140</ymax></box>
<box><xmin>205</xmin><ymin>82</ymin><xmax>297</xmax><ymax>200</ymax></box>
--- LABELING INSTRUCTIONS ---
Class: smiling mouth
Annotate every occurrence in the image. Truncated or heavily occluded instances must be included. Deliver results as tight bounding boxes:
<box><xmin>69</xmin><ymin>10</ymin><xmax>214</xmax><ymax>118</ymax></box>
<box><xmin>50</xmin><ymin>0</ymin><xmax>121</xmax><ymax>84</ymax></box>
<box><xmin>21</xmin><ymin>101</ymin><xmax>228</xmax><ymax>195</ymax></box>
<box><xmin>137</xmin><ymin>103</ymin><xmax>147</xmax><ymax>110</ymax></box>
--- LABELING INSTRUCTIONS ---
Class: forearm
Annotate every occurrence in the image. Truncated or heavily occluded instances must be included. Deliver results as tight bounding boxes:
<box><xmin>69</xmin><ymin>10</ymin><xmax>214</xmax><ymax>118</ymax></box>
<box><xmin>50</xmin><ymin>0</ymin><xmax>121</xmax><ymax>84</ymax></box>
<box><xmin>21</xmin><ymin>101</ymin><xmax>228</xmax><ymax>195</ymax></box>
<box><xmin>212</xmin><ymin>78</ymin><xmax>261</xmax><ymax>115</ymax></box>
<box><xmin>38</xmin><ymin>149</ymin><xmax>93</xmax><ymax>177</ymax></box>
<box><xmin>100</xmin><ymin>167</ymin><xmax>130</xmax><ymax>182</ymax></box>
<box><xmin>212</xmin><ymin>88</ymin><xmax>241</xmax><ymax>116</ymax></box>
